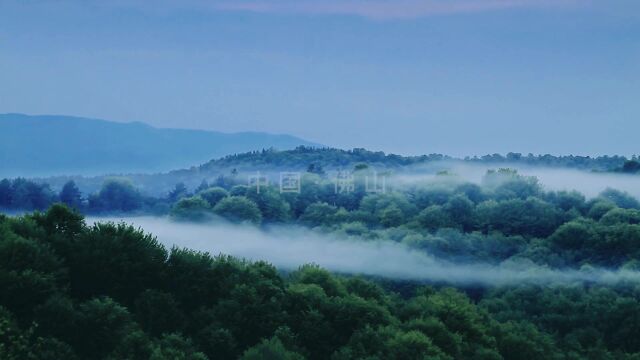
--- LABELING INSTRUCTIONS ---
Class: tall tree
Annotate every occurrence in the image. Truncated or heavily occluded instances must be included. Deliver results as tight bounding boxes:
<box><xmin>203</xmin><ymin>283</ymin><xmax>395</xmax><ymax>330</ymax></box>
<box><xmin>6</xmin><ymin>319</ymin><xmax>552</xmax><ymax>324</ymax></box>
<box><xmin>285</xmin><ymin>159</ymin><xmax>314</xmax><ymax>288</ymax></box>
<box><xmin>59</xmin><ymin>180</ymin><xmax>83</xmax><ymax>209</ymax></box>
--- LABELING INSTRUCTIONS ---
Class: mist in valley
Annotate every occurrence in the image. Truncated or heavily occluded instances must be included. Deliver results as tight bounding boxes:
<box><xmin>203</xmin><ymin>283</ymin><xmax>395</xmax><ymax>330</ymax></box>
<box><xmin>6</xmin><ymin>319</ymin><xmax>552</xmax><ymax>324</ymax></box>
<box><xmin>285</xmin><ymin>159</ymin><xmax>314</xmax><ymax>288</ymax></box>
<box><xmin>88</xmin><ymin>216</ymin><xmax>640</xmax><ymax>286</ymax></box>
<box><xmin>395</xmin><ymin>162</ymin><xmax>640</xmax><ymax>200</ymax></box>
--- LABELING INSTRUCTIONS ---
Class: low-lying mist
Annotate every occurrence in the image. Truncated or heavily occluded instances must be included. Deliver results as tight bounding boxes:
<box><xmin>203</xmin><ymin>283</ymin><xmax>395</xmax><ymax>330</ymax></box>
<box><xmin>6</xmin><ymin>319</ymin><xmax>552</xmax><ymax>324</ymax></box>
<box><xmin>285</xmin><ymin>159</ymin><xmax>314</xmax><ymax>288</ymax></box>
<box><xmin>398</xmin><ymin>162</ymin><xmax>640</xmax><ymax>199</ymax></box>
<box><xmin>89</xmin><ymin>216</ymin><xmax>640</xmax><ymax>286</ymax></box>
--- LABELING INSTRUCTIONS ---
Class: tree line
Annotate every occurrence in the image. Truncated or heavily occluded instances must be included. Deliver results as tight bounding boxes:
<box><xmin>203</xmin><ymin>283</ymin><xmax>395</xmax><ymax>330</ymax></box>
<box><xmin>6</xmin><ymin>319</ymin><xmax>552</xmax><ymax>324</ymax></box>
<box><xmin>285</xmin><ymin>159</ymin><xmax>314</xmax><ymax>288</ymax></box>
<box><xmin>168</xmin><ymin>167</ymin><xmax>640</xmax><ymax>269</ymax></box>
<box><xmin>0</xmin><ymin>177</ymin><xmax>163</xmax><ymax>214</ymax></box>
<box><xmin>3</xmin><ymin>166</ymin><xmax>640</xmax><ymax>270</ymax></box>
<box><xmin>200</xmin><ymin>146</ymin><xmax>635</xmax><ymax>172</ymax></box>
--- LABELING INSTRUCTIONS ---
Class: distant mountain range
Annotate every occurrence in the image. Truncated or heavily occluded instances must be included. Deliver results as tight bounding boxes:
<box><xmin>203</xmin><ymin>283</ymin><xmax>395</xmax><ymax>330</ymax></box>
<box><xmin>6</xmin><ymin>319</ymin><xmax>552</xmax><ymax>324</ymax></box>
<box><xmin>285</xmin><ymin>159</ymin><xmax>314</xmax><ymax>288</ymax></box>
<box><xmin>0</xmin><ymin>113</ymin><xmax>320</xmax><ymax>177</ymax></box>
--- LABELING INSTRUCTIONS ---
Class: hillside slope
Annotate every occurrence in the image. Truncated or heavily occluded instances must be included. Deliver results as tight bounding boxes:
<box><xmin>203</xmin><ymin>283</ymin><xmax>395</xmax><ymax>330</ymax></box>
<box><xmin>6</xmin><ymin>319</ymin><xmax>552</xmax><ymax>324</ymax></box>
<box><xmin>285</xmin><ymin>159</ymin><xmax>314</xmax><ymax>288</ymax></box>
<box><xmin>0</xmin><ymin>113</ymin><xmax>319</xmax><ymax>176</ymax></box>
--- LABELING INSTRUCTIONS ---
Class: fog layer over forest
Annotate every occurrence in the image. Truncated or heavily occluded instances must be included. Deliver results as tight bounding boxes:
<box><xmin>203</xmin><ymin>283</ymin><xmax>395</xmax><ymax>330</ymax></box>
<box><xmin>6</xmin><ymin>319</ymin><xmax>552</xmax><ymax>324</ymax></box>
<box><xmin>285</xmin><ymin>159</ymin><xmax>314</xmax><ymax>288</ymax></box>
<box><xmin>89</xmin><ymin>216</ymin><xmax>640</xmax><ymax>286</ymax></box>
<box><xmin>399</xmin><ymin>162</ymin><xmax>640</xmax><ymax>199</ymax></box>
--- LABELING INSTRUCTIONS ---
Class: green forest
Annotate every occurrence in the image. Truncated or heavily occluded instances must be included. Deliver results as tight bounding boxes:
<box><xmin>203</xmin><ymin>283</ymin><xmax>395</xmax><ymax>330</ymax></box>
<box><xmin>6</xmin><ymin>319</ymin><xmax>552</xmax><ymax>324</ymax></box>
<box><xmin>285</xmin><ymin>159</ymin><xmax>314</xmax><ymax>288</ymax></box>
<box><xmin>2</xmin><ymin>150</ymin><xmax>640</xmax><ymax>359</ymax></box>
<box><xmin>4</xmin><ymin>204</ymin><xmax>640</xmax><ymax>360</ymax></box>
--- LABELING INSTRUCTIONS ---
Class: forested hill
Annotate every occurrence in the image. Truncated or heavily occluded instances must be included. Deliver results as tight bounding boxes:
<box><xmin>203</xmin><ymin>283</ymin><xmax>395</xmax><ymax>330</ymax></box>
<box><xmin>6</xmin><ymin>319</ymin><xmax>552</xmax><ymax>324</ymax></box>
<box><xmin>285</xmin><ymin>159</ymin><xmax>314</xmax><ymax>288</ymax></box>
<box><xmin>25</xmin><ymin>147</ymin><xmax>639</xmax><ymax>198</ymax></box>
<box><xmin>197</xmin><ymin>146</ymin><xmax>634</xmax><ymax>173</ymax></box>
<box><xmin>0</xmin><ymin>113</ymin><xmax>319</xmax><ymax>177</ymax></box>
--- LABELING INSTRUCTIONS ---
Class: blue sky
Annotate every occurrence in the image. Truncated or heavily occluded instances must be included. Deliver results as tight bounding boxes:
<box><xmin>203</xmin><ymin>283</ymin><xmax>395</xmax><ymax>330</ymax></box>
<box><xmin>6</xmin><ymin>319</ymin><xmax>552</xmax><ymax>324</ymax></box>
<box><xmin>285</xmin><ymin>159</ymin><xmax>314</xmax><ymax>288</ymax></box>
<box><xmin>1</xmin><ymin>0</ymin><xmax>639</xmax><ymax>156</ymax></box>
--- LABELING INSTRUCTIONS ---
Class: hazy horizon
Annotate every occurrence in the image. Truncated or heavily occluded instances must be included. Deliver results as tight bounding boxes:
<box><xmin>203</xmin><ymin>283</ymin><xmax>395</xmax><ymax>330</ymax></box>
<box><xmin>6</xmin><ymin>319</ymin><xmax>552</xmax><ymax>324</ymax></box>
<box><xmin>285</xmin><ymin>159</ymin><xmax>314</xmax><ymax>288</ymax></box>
<box><xmin>2</xmin><ymin>112</ymin><xmax>638</xmax><ymax>159</ymax></box>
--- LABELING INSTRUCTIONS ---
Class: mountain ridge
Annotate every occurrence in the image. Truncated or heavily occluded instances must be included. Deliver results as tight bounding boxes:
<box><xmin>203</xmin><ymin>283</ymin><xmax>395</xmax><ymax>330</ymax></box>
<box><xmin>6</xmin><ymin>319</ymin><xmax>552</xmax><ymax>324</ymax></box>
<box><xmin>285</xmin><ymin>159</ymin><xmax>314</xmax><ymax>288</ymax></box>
<box><xmin>0</xmin><ymin>113</ymin><xmax>320</xmax><ymax>177</ymax></box>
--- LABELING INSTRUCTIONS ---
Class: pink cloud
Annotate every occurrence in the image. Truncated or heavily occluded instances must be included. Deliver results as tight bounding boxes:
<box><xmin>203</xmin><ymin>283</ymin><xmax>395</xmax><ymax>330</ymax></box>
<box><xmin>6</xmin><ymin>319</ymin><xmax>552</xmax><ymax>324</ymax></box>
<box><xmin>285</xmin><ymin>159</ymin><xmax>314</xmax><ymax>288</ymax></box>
<box><xmin>214</xmin><ymin>0</ymin><xmax>587</xmax><ymax>19</ymax></box>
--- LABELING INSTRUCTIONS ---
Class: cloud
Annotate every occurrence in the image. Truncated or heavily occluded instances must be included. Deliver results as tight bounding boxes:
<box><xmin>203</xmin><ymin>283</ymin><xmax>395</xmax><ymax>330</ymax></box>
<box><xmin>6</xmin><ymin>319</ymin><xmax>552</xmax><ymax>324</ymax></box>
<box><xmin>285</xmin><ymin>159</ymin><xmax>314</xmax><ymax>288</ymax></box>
<box><xmin>213</xmin><ymin>0</ymin><xmax>586</xmax><ymax>20</ymax></box>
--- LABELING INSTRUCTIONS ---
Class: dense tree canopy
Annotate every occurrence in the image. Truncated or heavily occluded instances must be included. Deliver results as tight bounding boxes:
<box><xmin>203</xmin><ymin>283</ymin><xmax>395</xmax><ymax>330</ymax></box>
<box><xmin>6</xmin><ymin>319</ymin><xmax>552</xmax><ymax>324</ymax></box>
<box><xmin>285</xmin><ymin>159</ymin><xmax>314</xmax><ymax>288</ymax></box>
<box><xmin>212</xmin><ymin>196</ymin><xmax>263</xmax><ymax>224</ymax></box>
<box><xmin>2</xmin><ymin>205</ymin><xmax>640</xmax><ymax>359</ymax></box>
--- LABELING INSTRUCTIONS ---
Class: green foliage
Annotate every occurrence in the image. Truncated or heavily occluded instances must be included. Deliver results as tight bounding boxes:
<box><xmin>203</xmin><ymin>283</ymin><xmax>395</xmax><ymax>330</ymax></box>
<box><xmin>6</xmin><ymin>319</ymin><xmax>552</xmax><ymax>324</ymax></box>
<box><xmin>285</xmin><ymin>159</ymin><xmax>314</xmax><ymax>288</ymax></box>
<box><xmin>599</xmin><ymin>208</ymin><xmax>640</xmax><ymax>226</ymax></box>
<box><xmin>230</xmin><ymin>185</ymin><xmax>249</xmax><ymax>196</ymax></box>
<box><xmin>168</xmin><ymin>183</ymin><xmax>189</xmax><ymax>203</ymax></box>
<box><xmin>198</xmin><ymin>187</ymin><xmax>229</xmax><ymax>207</ymax></box>
<box><xmin>246</xmin><ymin>187</ymin><xmax>291</xmax><ymax>222</ymax></box>
<box><xmin>444</xmin><ymin>194</ymin><xmax>475</xmax><ymax>231</ymax></box>
<box><xmin>482</xmin><ymin>285</ymin><xmax>640</xmax><ymax>356</ymax></box>
<box><xmin>213</xmin><ymin>196</ymin><xmax>263</xmax><ymax>224</ymax></box>
<box><xmin>134</xmin><ymin>290</ymin><xmax>185</xmax><ymax>337</ymax></box>
<box><xmin>299</xmin><ymin>202</ymin><xmax>339</xmax><ymax>226</ymax></box>
<box><xmin>4</xmin><ymin>206</ymin><xmax>640</xmax><ymax>359</ymax></box>
<box><xmin>549</xmin><ymin>219</ymin><xmax>599</xmax><ymax>251</ymax></box>
<box><xmin>69</xmin><ymin>221</ymin><xmax>168</xmax><ymax>303</ymax></box>
<box><xmin>494</xmin><ymin>321</ymin><xmax>561</xmax><ymax>360</ymax></box>
<box><xmin>483</xmin><ymin>168</ymin><xmax>542</xmax><ymax>199</ymax></box>
<box><xmin>59</xmin><ymin>181</ymin><xmax>83</xmax><ymax>209</ymax></box>
<box><xmin>621</xmin><ymin>160</ymin><xmax>640</xmax><ymax>174</ymax></box>
<box><xmin>170</xmin><ymin>196</ymin><xmax>211</xmax><ymax>221</ymax></box>
<box><xmin>476</xmin><ymin>197</ymin><xmax>562</xmax><ymax>237</ymax></box>
<box><xmin>417</xmin><ymin>205</ymin><xmax>454</xmax><ymax>231</ymax></box>
<box><xmin>150</xmin><ymin>333</ymin><xmax>207</xmax><ymax>360</ymax></box>
<box><xmin>203</xmin><ymin>147</ymin><xmax>627</xmax><ymax>173</ymax></box>
<box><xmin>0</xmin><ymin>178</ymin><xmax>56</xmax><ymax>210</ymax></box>
<box><xmin>588</xmin><ymin>199</ymin><xmax>617</xmax><ymax>220</ymax></box>
<box><xmin>88</xmin><ymin>178</ymin><xmax>143</xmax><ymax>212</ymax></box>
<box><xmin>549</xmin><ymin>190</ymin><xmax>586</xmax><ymax>212</ymax></box>
<box><xmin>360</xmin><ymin>193</ymin><xmax>417</xmax><ymax>224</ymax></box>
<box><xmin>76</xmin><ymin>297</ymin><xmax>138</xmax><ymax>358</ymax></box>
<box><xmin>241</xmin><ymin>337</ymin><xmax>304</xmax><ymax>360</ymax></box>
<box><xmin>600</xmin><ymin>188</ymin><xmax>640</xmax><ymax>209</ymax></box>
<box><xmin>548</xmin><ymin>217</ymin><xmax>640</xmax><ymax>266</ymax></box>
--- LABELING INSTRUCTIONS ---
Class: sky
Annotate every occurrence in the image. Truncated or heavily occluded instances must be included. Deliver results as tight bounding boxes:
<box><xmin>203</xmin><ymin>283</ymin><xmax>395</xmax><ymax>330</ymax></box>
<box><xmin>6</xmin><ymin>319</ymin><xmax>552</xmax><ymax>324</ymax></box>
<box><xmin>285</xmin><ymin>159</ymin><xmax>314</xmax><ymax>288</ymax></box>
<box><xmin>1</xmin><ymin>0</ymin><xmax>639</xmax><ymax>156</ymax></box>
